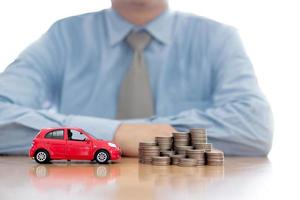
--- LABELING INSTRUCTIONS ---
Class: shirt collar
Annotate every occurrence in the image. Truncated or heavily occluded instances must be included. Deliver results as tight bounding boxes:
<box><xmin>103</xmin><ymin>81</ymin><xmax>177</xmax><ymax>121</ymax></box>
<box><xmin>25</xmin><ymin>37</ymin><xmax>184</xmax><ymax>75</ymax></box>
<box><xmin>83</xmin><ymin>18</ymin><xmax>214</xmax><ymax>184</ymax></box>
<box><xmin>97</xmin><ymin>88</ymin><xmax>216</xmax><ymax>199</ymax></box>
<box><xmin>105</xmin><ymin>8</ymin><xmax>173</xmax><ymax>46</ymax></box>
<box><xmin>145</xmin><ymin>9</ymin><xmax>173</xmax><ymax>45</ymax></box>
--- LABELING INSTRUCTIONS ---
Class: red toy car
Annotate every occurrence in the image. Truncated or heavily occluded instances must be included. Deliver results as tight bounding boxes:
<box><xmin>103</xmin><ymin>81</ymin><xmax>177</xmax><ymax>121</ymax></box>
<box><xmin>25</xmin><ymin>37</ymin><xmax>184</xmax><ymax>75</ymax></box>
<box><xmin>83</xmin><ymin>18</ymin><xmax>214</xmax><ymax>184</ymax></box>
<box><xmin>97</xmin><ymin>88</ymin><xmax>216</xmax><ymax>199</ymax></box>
<box><xmin>29</xmin><ymin>127</ymin><xmax>121</xmax><ymax>164</ymax></box>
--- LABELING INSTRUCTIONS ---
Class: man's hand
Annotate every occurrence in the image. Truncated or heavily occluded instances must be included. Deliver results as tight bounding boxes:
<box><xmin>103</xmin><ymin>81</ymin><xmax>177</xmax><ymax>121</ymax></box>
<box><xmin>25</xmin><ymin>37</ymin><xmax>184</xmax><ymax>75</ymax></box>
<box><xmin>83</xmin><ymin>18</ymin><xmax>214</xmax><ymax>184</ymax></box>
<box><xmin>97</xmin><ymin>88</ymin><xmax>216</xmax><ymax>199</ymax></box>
<box><xmin>113</xmin><ymin>124</ymin><xmax>176</xmax><ymax>157</ymax></box>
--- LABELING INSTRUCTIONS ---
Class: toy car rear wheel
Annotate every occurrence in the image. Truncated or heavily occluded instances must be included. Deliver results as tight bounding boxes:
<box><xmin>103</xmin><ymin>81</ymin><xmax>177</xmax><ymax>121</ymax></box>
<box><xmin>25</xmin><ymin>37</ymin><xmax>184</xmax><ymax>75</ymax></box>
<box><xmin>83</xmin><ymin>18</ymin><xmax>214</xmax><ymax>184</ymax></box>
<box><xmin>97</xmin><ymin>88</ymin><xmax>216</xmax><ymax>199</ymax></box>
<box><xmin>34</xmin><ymin>150</ymin><xmax>50</xmax><ymax>164</ymax></box>
<box><xmin>95</xmin><ymin>150</ymin><xmax>110</xmax><ymax>164</ymax></box>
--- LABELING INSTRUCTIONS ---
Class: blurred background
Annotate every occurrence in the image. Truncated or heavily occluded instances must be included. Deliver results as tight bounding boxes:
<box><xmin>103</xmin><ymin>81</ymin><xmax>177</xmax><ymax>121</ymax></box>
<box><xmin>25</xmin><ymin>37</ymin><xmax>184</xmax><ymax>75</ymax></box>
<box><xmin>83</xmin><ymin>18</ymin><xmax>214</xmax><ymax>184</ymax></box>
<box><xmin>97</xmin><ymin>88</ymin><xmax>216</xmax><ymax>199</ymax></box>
<box><xmin>0</xmin><ymin>0</ymin><xmax>299</xmax><ymax>160</ymax></box>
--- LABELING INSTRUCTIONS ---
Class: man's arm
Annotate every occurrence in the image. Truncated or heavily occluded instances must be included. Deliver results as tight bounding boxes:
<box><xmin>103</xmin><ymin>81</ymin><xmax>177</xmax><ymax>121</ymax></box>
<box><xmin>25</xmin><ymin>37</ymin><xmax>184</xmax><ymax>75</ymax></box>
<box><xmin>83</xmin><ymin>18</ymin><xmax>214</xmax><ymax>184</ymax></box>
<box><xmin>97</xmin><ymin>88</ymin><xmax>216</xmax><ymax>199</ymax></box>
<box><xmin>150</xmin><ymin>27</ymin><xmax>273</xmax><ymax>156</ymax></box>
<box><xmin>0</xmin><ymin>22</ymin><xmax>122</xmax><ymax>154</ymax></box>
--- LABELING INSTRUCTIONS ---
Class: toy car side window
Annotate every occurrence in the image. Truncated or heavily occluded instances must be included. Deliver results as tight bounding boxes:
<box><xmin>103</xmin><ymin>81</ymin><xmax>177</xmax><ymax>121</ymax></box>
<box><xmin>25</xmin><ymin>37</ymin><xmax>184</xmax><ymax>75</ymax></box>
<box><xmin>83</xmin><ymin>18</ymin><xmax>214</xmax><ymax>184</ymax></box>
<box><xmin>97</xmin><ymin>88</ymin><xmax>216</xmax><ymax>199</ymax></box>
<box><xmin>68</xmin><ymin>130</ymin><xmax>87</xmax><ymax>141</ymax></box>
<box><xmin>45</xmin><ymin>130</ymin><xmax>64</xmax><ymax>140</ymax></box>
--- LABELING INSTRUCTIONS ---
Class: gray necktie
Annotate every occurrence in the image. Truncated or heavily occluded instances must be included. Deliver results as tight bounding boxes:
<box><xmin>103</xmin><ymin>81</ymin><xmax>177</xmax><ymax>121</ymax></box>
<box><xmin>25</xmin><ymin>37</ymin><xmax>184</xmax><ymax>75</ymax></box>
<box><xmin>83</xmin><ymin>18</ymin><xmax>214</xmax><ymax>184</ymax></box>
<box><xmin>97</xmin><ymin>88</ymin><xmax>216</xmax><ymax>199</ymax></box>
<box><xmin>116</xmin><ymin>31</ymin><xmax>154</xmax><ymax>119</ymax></box>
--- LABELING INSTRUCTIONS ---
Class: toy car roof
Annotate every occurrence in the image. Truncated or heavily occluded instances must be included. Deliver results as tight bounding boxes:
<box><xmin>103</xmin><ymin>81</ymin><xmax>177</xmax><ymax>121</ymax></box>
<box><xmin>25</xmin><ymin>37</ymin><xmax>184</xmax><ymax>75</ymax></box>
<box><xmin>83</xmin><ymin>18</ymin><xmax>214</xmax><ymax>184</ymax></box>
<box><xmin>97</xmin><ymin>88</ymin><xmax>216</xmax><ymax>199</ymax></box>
<box><xmin>42</xmin><ymin>127</ymin><xmax>85</xmax><ymax>131</ymax></box>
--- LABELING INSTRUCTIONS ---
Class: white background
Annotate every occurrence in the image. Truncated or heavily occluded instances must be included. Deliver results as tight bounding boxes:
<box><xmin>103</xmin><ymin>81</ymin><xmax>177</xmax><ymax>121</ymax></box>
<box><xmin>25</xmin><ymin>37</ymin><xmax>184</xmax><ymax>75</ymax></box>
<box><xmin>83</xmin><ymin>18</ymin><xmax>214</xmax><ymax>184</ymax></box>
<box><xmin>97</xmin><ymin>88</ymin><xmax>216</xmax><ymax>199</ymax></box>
<box><xmin>0</xmin><ymin>0</ymin><xmax>299</xmax><ymax>159</ymax></box>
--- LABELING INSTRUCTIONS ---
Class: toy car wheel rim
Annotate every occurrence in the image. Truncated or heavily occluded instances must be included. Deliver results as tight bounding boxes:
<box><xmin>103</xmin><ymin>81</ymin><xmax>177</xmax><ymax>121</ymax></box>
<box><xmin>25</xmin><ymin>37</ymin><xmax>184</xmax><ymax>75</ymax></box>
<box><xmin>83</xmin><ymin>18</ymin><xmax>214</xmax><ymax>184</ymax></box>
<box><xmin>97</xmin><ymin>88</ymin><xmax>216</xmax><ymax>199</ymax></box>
<box><xmin>97</xmin><ymin>152</ymin><xmax>107</xmax><ymax>162</ymax></box>
<box><xmin>36</xmin><ymin>152</ymin><xmax>47</xmax><ymax>162</ymax></box>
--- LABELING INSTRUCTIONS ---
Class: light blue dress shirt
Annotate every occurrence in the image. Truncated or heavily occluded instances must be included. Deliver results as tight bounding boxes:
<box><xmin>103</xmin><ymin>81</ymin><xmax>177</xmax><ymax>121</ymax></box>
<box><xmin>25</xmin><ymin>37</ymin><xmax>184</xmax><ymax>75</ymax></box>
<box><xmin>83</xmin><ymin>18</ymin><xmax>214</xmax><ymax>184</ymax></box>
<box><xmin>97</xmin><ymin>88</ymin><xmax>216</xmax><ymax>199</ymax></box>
<box><xmin>0</xmin><ymin>9</ymin><xmax>273</xmax><ymax>155</ymax></box>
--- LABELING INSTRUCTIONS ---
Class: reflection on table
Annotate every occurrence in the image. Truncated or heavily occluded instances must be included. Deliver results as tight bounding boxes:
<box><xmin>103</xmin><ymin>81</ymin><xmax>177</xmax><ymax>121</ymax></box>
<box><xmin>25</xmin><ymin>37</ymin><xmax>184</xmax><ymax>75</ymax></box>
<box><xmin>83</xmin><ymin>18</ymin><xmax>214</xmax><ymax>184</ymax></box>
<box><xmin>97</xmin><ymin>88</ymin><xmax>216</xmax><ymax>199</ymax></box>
<box><xmin>28</xmin><ymin>163</ymin><xmax>121</xmax><ymax>192</ymax></box>
<box><xmin>0</xmin><ymin>156</ymin><xmax>275</xmax><ymax>200</ymax></box>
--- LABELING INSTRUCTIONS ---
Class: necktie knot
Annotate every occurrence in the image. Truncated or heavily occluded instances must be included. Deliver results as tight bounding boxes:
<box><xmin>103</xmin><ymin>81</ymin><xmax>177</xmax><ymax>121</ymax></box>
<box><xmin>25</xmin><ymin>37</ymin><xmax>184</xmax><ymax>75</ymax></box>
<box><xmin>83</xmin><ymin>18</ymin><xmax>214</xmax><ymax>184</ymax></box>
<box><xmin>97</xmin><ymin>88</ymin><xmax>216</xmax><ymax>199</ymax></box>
<box><xmin>126</xmin><ymin>31</ymin><xmax>151</xmax><ymax>52</ymax></box>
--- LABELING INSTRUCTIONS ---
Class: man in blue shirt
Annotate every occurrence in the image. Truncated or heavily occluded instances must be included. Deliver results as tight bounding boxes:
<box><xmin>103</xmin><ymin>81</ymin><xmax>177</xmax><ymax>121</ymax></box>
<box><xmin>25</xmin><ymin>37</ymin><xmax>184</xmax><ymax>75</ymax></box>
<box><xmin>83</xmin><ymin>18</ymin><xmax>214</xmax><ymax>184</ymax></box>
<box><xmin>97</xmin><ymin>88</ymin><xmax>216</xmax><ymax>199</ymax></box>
<box><xmin>0</xmin><ymin>0</ymin><xmax>273</xmax><ymax>156</ymax></box>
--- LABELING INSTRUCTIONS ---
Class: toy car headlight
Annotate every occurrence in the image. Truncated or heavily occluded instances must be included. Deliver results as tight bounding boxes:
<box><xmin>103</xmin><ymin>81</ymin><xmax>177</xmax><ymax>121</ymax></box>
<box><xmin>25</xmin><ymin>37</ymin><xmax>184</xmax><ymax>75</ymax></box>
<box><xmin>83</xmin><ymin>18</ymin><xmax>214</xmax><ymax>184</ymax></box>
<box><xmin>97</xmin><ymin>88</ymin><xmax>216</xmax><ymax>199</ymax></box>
<box><xmin>108</xmin><ymin>142</ymin><xmax>117</xmax><ymax>148</ymax></box>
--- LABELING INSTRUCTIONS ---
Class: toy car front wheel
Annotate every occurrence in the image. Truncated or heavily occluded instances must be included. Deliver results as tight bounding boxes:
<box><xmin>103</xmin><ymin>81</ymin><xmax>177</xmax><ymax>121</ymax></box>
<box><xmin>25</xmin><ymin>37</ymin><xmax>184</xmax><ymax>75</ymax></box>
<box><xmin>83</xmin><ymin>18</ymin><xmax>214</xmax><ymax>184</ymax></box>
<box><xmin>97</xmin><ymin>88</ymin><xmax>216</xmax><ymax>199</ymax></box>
<box><xmin>34</xmin><ymin>150</ymin><xmax>50</xmax><ymax>164</ymax></box>
<box><xmin>95</xmin><ymin>150</ymin><xmax>110</xmax><ymax>164</ymax></box>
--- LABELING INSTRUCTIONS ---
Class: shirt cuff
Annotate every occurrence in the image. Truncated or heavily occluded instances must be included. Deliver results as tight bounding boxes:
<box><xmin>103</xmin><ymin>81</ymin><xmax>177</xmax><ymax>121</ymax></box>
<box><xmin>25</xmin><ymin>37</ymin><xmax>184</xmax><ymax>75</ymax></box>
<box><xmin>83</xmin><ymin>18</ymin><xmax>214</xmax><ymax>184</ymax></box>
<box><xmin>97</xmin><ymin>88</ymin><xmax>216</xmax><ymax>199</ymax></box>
<box><xmin>64</xmin><ymin>115</ymin><xmax>121</xmax><ymax>141</ymax></box>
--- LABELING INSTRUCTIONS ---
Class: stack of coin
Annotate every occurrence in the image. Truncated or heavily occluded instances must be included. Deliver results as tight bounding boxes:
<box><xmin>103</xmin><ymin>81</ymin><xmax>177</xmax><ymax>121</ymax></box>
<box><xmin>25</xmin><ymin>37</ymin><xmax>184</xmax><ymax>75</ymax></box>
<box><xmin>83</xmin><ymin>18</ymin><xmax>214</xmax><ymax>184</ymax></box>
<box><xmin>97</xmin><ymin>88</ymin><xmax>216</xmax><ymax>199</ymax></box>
<box><xmin>190</xmin><ymin>128</ymin><xmax>207</xmax><ymax>145</ymax></box>
<box><xmin>186</xmin><ymin>149</ymin><xmax>206</xmax><ymax>166</ymax></box>
<box><xmin>170</xmin><ymin>154</ymin><xmax>185</xmax><ymax>165</ymax></box>
<box><xmin>139</xmin><ymin>142</ymin><xmax>160</xmax><ymax>164</ymax></box>
<box><xmin>174</xmin><ymin>145</ymin><xmax>193</xmax><ymax>156</ymax></box>
<box><xmin>178</xmin><ymin>158</ymin><xmax>197</xmax><ymax>167</ymax></box>
<box><xmin>194</xmin><ymin>143</ymin><xmax>213</xmax><ymax>152</ymax></box>
<box><xmin>151</xmin><ymin>156</ymin><xmax>171</xmax><ymax>166</ymax></box>
<box><xmin>173</xmin><ymin>131</ymin><xmax>190</xmax><ymax>148</ymax></box>
<box><xmin>155</xmin><ymin>137</ymin><xmax>173</xmax><ymax>151</ymax></box>
<box><xmin>206</xmin><ymin>149</ymin><xmax>224</xmax><ymax>166</ymax></box>
<box><xmin>160</xmin><ymin>150</ymin><xmax>175</xmax><ymax>157</ymax></box>
<box><xmin>139</xmin><ymin>128</ymin><xmax>225</xmax><ymax>168</ymax></box>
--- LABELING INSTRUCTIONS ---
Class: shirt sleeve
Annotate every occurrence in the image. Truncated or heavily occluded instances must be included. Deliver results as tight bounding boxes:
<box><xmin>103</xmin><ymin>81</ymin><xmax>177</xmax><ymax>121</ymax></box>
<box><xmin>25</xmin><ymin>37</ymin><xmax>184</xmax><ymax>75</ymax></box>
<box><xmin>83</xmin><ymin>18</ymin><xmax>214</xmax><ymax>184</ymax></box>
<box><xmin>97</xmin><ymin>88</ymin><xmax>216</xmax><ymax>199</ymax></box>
<box><xmin>0</xmin><ymin>22</ymin><xmax>120</xmax><ymax>155</ymax></box>
<box><xmin>150</xmin><ymin>27</ymin><xmax>274</xmax><ymax>156</ymax></box>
